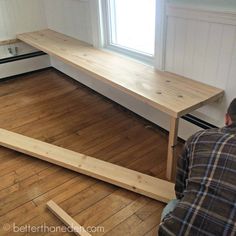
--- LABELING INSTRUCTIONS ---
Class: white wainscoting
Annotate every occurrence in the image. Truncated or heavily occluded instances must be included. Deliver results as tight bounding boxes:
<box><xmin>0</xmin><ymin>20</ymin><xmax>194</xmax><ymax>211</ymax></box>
<box><xmin>0</xmin><ymin>0</ymin><xmax>47</xmax><ymax>40</ymax></box>
<box><xmin>165</xmin><ymin>4</ymin><xmax>236</xmax><ymax>126</ymax></box>
<box><xmin>0</xmin><ymin>55</ymin><xmax>50</xmax><ymax>79</ymax></box>
<box><xmin>0</xmin><ymin>43</ymin><xmax>38</xmax><ymax>59</ymax></box>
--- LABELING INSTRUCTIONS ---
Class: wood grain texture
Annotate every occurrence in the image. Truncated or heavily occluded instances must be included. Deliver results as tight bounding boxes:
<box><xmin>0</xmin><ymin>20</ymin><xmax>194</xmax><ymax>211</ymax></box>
<box><xmin>0</xmin><ymin>0</ymin><xmax>46</xmax><ymax>40</ymax></box>
<box><xmin>17</xmin><ymin>29</ymin><xmax>224</xmax><ymax>118</ymax></box>
<box><xmin>0</xmin><ymin>39</ymin><xmax>20</xmax><ymax>46</ymax></box>
<box><xmin>0</xmin><ymin>128</ymin><xmax>175</xmax><ymax>203</ymax></box>
<box><xmin>166</xmin><ymin>117</ymin><xmax>179</xmax><ymax>180</ymax></box>
<box><xmin>165</xmin><ymin>6</ymin><xmax>236</xmax><ymax>125</ymax></box>
<box><xmin>47</xmin><ymin>200</ymin><xmax>91</xmax><ymax>236</ymax></box>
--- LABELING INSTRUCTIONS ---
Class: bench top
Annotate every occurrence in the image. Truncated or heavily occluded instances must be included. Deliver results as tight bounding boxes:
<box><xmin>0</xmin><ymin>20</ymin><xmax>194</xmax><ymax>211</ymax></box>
<box><xmin>17</xmin><ymin>29</ymin><xmax>224</xmax><ymax>118</ymax></box>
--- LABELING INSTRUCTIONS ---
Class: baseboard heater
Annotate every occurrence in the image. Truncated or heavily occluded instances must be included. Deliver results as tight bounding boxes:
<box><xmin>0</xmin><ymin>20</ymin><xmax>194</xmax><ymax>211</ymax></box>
<box><xmin>182</xmin><ymin>114</ymin><xmax>218</xmax><ymax>130</ymax></box>
<box><xmin>0</xmin><ymin>51</ymin><xmax>46</xmax><ymax>64</ymax></box>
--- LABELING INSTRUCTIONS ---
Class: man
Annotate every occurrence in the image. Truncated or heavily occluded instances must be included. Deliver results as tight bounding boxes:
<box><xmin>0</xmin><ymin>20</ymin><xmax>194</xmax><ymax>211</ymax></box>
<box><xmin>159</xmin><ymin>98</ymin><xmax>236</xmax><ymax>236</ymax></box>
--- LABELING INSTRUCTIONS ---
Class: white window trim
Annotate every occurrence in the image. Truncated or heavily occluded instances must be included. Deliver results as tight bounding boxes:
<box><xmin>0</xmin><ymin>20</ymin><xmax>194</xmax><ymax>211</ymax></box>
<box><xmin>154</xmin><ymin>0</ymin><xmax>167</xmax><ymax>70</ymax></box>
<box><xmin>89</xmin><ymin>0</ymin><xmax>167</xmax><ymax>70</ymax></box>
<box><xmin>89</xmin><ymin>0</ymin><xmax>104</xmax><ymax>48</ymax></box>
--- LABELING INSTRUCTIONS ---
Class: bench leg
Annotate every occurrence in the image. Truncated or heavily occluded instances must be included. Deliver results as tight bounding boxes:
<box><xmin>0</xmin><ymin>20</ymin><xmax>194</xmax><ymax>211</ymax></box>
<box><xmin>166</xmin><ymin>117</ymin><xmax>179</xmax><ymax>181</ymax></box>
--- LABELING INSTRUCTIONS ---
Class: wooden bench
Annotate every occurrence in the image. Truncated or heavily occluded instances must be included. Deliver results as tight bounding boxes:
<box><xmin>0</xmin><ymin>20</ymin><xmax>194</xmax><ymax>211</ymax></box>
<box><xmin>17</xmin><ymin>30</ymin><xmax>223</xmax><ymax>116</ymax></box>
<box><xmin>0</xmin><ymin>29</ymin><xmax>224</xmax><ymax>202</ymax></box>
<box><xmin>0</xmin><ymin>29</ymin><xmax>223</xmax><ymax>202</ymax></box>
<box><xmin>17</xmin><ymin>29</ymin><xmax>223</xmax><ymax>180</ymax></box>
<box><xmin>16</xmin><ymin>29</ymin><xmax>224</xmax><ymax>181</ymax></box>
<box><xmin>0</xmin><ymin>128</ymin><xmax>175</xmax><ymax>203</ymax></box>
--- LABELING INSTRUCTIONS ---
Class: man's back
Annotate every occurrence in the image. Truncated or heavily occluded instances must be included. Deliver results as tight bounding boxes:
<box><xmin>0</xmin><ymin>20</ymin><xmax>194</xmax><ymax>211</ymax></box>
<box><xmin>159</xmin><ymin>124</ymin><xmax>236</xmax><ymax>236</ymax></box>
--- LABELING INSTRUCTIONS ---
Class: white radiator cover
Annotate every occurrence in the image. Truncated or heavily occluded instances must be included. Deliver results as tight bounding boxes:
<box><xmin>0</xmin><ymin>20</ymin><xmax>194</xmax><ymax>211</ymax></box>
<box><xmin>0</xmin><ymin>55</ymin><xmax>50</xmax><ymax>79</ymax></box>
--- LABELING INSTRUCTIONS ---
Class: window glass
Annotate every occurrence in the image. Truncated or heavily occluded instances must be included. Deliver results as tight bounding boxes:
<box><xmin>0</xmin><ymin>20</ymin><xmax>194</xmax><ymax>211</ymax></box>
<box><xmin>108</xmin><ymin>0</ymin><xmax>156</xmax><ymax>56</ymax></box>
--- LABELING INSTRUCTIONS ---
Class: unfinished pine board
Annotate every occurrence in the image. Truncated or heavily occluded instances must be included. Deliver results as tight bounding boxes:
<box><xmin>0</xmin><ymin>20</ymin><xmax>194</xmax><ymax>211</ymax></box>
<box><xmin>0</xmin><ymin>38</ymin><xmax>20</xmax><ymax>46</ymax></box>
<box><xmin>0</xmin><ymin>128</ymin><xmax>175</xmax><ymax>203</ymax></box>
<box><xmin>47</xmin><ymin>200</ymin><xmax>91</xmax><ymax>236</ymax></box>
<box><xmin>17</xmin><ymin>29</ymin><xmax>224</xmax><ymax>118</ymax></box>
<box><xmin>166</xmin><ymin>117</ymin><xmax>179</xmax><ymax>180</ymax></box>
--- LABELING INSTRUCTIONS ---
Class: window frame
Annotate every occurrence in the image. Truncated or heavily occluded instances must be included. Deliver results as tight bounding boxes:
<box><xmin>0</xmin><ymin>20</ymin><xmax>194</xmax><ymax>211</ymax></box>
<box><xmin>100</xmin><ymin>0</ymin><xmax>156</xmax><ymax>65</ymax></box>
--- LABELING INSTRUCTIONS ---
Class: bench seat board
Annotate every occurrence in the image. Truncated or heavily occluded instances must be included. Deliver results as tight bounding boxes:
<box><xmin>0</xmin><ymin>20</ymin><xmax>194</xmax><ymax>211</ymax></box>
<box><xmin>0</xmin><ymin>128</ymin><xmax>175</xmax><ymax>203</ymax></box>
<box><xmin>0</xmin><ymin>38</ymin><xmax>20</xmax><ymax>46</ymax></box>
<box><xmin>17</xmin><ymin>29</ymin><xmax>224</xmax><ymax>118</ymax></box>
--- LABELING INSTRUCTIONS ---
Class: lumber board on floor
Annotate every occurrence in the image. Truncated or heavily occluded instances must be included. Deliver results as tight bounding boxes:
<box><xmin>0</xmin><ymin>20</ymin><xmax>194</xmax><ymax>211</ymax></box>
<box><xmin>0</xmin><ymin>128</ymin><xmax>175</xmax><ymax>203</ymax></box>
<box><xmin>47</xmin><ymin>200</ymin><xmax>91</xmax><ymax>236</ymax></box>
<box><xmin>17</xmin><ymin>29</ymin><xmax>224</xmax><ymax>118</ymax></box>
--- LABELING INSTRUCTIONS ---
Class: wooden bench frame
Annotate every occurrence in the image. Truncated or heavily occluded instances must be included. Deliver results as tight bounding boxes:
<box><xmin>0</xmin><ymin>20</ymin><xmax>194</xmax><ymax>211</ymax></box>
<box><xmin>0</xmin><ymin>29</ymin><xmax>223</xmax><ymax>200</ymax></box>
<box><xmin>16</xmin><ymin>29</ymin><xmax>224</xmax><ymax>181</ymax></box>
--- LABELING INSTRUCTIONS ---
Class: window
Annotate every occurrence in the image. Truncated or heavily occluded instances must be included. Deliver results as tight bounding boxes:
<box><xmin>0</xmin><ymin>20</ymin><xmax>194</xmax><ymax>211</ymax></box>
<box><xmin>102</xmin><ymin>0</ymin><xmax>156</xmax><ymax>63</ymax></box>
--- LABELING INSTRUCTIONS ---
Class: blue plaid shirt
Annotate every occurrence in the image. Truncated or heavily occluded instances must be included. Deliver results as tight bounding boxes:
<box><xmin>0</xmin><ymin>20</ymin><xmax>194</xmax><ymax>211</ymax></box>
<box><xmin>159</xmin><ymin>124</ymin><xmax>236</xmax><ymax>236</ymax></box>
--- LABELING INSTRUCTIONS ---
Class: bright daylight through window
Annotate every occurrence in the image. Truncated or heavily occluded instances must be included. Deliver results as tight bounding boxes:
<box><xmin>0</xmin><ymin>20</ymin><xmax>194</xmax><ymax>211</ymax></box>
<box><xmin>105</xmin><ymin>0</ymin><xmax>156</xmax><ymax>57</ymax></box>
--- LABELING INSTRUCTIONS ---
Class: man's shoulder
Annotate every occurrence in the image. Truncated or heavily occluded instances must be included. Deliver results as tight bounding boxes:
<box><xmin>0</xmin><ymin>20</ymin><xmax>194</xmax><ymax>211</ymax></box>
<box><xmin>189</xmin><ymin>127</ymin><xmax>221</xmax><ymax>139</ymax></box>
<box><xmin>186</xmin><ymin>126</ymin><xmax>236</xmax><ymax>149</ymax></box>
<box><xmin>186</xmin><ymin>127</ymin><xmax>226</xmax><ymax>146</ymax></box>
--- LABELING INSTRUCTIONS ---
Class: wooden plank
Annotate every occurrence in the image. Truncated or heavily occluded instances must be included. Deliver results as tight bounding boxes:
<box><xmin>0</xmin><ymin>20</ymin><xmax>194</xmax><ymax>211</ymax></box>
<box><xmin>0</xmin><ymin>128</ymin><xmax>175</xmax><ymax>203</ymax></box>
<box><xmin>0</xmin><ymin>38</ymin><xmax>20</xmax><ymax>46</ymax></box>
<box><xmin>17</xmin><ymin>29</ymin><xmax>224</xmax><ymax>118</ymax></box>
<box><xmin>47</xmin><ymin>200</ymin><xmax>91</xmax><ymax>236</ymax></box>
<box><xmin>166</xmin><ymin>117</ymin><xmax>179</xmax><ymax>180</ymax></box>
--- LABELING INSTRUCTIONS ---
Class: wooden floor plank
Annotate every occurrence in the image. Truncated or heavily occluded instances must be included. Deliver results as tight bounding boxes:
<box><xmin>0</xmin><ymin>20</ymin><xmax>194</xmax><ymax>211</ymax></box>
<box><xmin>94</xmin><ymin>196</ymin><xmax>149</xmax><ymax>236</ymax></box>
<box><xmin>73</xmin><ymin>189</ymin><xmax>140</xmax><ymax>228</ymax></box>
<box><xmin>0</xmin><ymin>128</ymin><xmax>175</xmax><ymax>203</ymax></box>
<box><xmin>0</xmin><ymin>167</ymin><xmax>76</xmax><ymax>216</ymax></box>
<box><xmin>0</xmin><ymin>69</ymin><xmax>182</xmax><ymax>235</ymax></box>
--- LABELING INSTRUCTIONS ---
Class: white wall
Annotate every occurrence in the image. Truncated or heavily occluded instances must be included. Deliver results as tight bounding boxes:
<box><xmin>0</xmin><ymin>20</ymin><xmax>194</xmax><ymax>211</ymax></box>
<box><xmin>167</xmin><ymin>0</ymin><xmax>236</xmax><ymax>12</ymax></box>
<box><xmin>0</xmin><ymin>0</ymin><xmax>47</xmax><ymax>40</ymax></box>
<box><xmin>43</xmin><ymin>0</ymin><xmax>93</xmax><ymax>44</ymax></box>
<box><xmin>0</xmin><ymin>43</ymin><xmax>38</xmax><ymax>59</ymax></box>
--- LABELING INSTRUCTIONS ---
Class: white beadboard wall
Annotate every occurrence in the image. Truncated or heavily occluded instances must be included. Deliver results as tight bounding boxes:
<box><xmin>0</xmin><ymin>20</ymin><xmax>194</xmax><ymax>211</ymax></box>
<box><xmin>43</xmin><ymin>0</ymin><xmax>93</xmax><ymax>44</ymax></box>
<box><xmin>165</xmin><ymin>5</ymin><xmax>236</xmax><ymax>126</ymax></box>
<box><xmin>45</xmin><ymin>2</ymin><xmax>236</xmax><ymax>139</ymax></box>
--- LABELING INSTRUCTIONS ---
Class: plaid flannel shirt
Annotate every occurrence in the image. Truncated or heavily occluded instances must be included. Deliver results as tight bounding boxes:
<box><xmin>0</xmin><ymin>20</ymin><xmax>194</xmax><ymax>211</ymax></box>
<box><xmin>159</xmin><ymin>124</ymin><xmax>236</xmax><ymax>236</ymax></box>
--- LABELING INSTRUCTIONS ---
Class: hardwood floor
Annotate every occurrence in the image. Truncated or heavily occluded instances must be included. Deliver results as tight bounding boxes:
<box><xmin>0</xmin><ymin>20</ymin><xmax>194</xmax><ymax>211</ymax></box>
<box><xmin>0</xmin><ymin>68</ymin><xmax>183</xmax><ymax>236</ymax></box>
